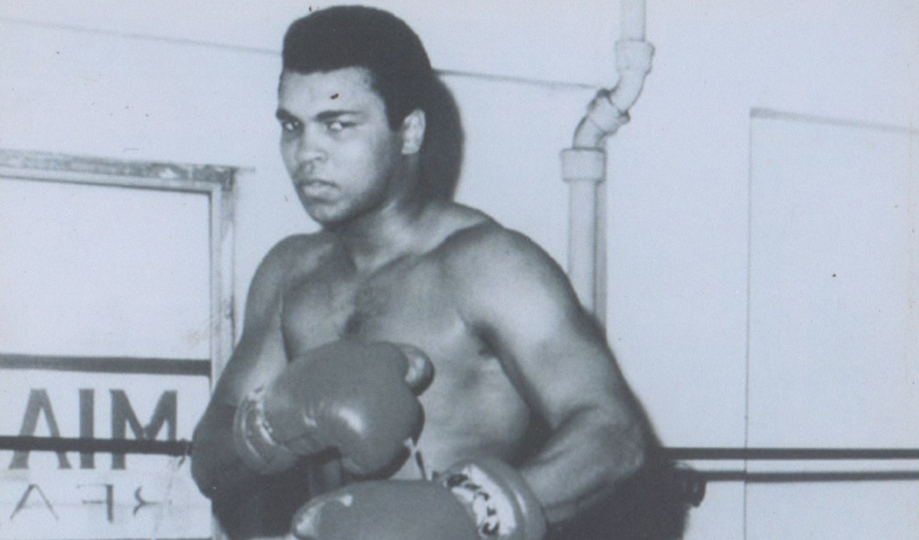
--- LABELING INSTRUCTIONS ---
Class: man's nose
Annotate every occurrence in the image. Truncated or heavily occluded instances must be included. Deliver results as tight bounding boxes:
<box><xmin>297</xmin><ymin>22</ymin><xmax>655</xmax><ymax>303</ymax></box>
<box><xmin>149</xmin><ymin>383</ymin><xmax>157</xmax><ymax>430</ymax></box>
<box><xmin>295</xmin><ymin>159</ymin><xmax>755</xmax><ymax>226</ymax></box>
<box><xmin>295</xmin><ymin>126</ymin><xmax>326</xmax><ymax>166</ymax></box>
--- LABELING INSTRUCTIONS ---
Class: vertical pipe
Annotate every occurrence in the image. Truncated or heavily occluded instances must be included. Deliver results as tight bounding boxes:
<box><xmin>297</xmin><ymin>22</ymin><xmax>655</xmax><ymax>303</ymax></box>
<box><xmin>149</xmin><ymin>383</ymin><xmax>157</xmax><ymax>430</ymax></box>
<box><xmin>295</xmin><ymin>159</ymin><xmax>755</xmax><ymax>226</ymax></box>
<box><xmin>563</xmin><ymin>0</ymin><xmax>652</xmax><ymax>319</ymax></box>
<box><xmin>621</xmin><ymin>0</ymin><xmax>647</xmax><ymax>40</ymax></box>
<box><xmin>563</xmin><ymin>148</ymin><xmax>607</xmax><ymax>313</ymax></box>
<box><xmin>568</xmin><ymin>178</ymin><xmax>599</xmax><ymax>311</ymax></box>
<box><xmin>594</xmin><ymin>175</ymin><xmax>608</xmax><ymax>325</ymax></box>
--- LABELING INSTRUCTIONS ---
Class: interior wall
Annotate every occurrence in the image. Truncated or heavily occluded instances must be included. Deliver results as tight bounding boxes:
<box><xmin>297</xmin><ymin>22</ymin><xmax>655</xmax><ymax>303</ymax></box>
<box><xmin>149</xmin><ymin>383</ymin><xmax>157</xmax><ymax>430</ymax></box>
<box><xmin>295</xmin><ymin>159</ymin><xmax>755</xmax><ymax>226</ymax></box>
<box><xmin>0</xmin><ymin>0</ymin><xmax>609</xmax><ymax>334</ymax></box>
<box><xmin>604</xmin><ymin>2</ymin><xmax>918</xmax><ymax>538</ymax></box>
<box><xmin>607</xmin><ymin>0</ymin><xmax>919</xmax><ymax>446</ymax></box>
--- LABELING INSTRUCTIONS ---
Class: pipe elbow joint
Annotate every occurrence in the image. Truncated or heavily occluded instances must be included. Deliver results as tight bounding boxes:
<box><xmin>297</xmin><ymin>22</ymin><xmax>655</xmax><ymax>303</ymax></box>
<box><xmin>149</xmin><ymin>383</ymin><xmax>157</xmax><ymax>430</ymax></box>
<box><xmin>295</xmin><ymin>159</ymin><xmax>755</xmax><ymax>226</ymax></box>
<box><xmin>571</xmin><ymin>40</ymin><xmax>654</xmax><ymax>148</ymax></box>
<box><xmin>573</xmin><ymin>91</ymin><xmax>629</xmax><ymax>148</ymax></box>
<box><xmin>610</xmin><ymin>39</ymin><xmax>654</xmax><ymax>113</ymax></box>
<box><xmin>615</xmin><ymin>39</ymin><xmax>654</xmax><ymax>75</ymax></box>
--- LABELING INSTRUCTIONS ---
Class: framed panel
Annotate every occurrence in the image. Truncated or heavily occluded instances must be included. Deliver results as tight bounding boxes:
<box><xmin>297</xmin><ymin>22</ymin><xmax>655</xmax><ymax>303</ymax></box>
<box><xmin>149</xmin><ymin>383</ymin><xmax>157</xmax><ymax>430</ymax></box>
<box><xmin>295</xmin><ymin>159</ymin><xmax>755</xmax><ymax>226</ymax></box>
<box><xmin>0</xmin><ymin>150</ymin><xmax>236</xmax><ymax>539</ymax></box>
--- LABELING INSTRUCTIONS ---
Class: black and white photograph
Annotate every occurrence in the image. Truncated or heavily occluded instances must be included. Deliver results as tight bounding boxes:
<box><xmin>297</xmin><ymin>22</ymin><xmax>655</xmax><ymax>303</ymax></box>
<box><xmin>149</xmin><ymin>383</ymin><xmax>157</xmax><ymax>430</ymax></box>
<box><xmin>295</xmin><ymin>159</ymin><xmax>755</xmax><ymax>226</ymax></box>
<box><xmin>0</xmin><ymin>1</ymin><xmax>917</xmax><ymax>539</ymax></box>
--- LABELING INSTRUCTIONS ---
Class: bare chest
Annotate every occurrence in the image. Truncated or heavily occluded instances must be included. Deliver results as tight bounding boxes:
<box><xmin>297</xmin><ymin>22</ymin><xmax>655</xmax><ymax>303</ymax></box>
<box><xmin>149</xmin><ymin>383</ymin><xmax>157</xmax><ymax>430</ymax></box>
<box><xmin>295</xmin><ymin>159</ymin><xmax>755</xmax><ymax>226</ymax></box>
<box><xmin>280</xmin><ymin>251</ymin><xmax>533</xmax><ymax>474</ymax></box>
<box><xmin>280</xmin><ymin>257</ymin><xmax>467</xmax><ymax>356</ymax></box>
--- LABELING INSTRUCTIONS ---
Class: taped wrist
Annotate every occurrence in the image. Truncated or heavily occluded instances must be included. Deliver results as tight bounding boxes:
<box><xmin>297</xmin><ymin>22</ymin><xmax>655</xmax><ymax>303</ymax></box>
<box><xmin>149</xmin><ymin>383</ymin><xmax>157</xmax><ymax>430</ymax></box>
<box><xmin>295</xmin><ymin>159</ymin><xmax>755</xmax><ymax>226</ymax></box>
<box><xmin>438</xmin><ymin>459</ymin><xmax>547</xmax><ymax>540</ymax></box>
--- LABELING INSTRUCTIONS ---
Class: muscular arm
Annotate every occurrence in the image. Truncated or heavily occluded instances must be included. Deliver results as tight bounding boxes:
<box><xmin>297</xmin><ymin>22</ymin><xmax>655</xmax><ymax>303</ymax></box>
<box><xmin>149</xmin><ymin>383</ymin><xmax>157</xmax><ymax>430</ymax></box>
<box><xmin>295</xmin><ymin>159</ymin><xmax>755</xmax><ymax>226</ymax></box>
<box><xmin>448</xmin><ymin>227</ymin><xmax>650</xmax><ymax>525</ymax></box>
<box><xmin>190</xmin><ymin>239</ymin><xmax>297</xmax><ymax>525</ymax></box>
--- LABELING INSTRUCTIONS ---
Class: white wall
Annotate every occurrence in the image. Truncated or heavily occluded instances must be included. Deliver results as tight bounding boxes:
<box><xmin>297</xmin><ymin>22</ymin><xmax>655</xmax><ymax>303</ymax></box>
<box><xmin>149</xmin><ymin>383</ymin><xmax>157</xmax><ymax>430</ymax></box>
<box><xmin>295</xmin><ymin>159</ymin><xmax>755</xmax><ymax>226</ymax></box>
<box><xmin>0</xmin><ymin>0</ymin><xmax>608</xmax><ymax>327</ymax></box>
<box><xmin>1</xmin><ymin>1</ymin><xmax>917</xmax><ymax>538</ymax></box>
<box><xmin>608</xmin><ymin>0</ymin><xmax>919</xmax><ymax>442</ymax></box>
<box><xmin>605</xmin><ymin>2</ymin><xmax>918</xmax><ymax>538</ymax></box>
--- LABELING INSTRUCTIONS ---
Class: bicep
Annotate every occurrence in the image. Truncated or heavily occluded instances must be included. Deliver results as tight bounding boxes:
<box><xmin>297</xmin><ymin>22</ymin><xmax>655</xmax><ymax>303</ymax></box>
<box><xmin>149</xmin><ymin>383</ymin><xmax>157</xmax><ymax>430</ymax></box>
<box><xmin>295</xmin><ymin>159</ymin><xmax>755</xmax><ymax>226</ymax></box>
<box><xmin>491</xmin><ymin>290</ymin><xmax>630</xmax><ymax>429</ymax></box>
<box><xmin>456</xmin><ymin>233</ymin><xmax>636</xmax><ymax>428</ymax></box>
<box><xmin>209</xmin><ymin>249</ymin><xmax>290</xmax><ymax>408</ymax></box>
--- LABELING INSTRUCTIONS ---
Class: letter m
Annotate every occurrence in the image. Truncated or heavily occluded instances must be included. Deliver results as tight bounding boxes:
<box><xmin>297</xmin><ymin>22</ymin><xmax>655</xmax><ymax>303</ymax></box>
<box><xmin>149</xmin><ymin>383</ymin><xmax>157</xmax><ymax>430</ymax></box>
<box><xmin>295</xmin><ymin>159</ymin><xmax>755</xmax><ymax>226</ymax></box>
<box><xmin>110</xmin><ymin>390</ymin><xmax>177</xmax><ymax>469</ymax></box>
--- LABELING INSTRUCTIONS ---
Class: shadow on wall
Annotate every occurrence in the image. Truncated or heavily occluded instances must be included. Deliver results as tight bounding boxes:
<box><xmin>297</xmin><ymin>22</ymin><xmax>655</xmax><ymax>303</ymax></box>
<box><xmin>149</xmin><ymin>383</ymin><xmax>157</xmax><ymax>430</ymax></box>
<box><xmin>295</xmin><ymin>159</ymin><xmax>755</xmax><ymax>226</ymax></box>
<box><xmin>420</xmin><ymin>76</ymin><xmax>465</xmax><ymax>201</ymax></box>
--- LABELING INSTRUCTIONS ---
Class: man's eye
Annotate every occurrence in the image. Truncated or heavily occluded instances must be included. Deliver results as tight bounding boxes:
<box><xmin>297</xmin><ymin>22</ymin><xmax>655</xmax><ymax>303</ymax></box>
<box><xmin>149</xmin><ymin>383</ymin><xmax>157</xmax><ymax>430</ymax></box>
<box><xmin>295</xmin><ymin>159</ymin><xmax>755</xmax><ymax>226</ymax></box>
<box><xmin>326</xmin><ymin>121</ymin><xmax>351</xmax><ymax>133</ymax></box>
<box><xmin>280</xmin><ymin>120</ymin><xmax>301</xmax><ymax>132</ymax></box>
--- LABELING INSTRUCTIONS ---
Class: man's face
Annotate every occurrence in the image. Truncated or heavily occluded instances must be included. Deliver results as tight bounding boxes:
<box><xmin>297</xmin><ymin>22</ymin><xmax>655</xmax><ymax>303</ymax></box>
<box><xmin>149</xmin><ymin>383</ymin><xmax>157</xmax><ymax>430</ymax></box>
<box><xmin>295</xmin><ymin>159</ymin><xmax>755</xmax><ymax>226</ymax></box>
<box><xmin>277</xmin><ymin>67</ymin><xmax>406</xmax><ymax>227</ymax></box>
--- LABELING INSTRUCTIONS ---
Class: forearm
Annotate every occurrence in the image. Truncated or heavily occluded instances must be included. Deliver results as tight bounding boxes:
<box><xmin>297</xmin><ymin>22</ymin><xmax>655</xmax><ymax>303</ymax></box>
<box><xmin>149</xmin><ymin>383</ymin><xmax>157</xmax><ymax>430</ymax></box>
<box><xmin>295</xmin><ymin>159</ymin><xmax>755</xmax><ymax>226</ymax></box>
<box><xmin>191</xmin><ymin>401</ymin><xmax>261</xmax><ymax>500</ymax></box>
<box><xmin>518</xmin><ymin>408</ymin><xmax>647</xmax><ymax>524</ymax></box>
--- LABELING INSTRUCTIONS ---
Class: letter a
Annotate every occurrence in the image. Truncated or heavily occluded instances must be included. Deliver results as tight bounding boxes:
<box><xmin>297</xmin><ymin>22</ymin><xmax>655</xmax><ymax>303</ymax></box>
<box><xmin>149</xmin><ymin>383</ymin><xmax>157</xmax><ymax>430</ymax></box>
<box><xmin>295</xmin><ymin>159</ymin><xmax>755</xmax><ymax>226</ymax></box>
<box><xmin>10</xmin><ymin>484</ymin><xmax>59</xmax><ymax>521</ymax></box>
<box><xmin>9</xmin><ymin>389</ymin><xmax>71</xmax><ymax>469</ymax></box>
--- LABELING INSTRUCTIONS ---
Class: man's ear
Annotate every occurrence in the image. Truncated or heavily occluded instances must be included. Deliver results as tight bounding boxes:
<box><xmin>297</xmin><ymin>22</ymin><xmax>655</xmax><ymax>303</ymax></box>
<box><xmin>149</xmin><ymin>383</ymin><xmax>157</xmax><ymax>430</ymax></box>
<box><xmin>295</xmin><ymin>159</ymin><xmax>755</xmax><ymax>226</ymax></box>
<box><xmin>400</xmin><ymin>109</ymin><xmax>426</xmax><ymax>155</ymax></box>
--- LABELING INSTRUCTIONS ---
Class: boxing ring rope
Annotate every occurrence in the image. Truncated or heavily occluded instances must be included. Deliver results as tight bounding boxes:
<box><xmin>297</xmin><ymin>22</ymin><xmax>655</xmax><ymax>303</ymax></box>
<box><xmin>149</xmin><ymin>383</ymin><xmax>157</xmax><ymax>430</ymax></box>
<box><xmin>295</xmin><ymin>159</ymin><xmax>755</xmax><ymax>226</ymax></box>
<box><xmin>0</xmin><ymin>436</ymin><xmax>191</xmax><ymax>457</ymax></box>
<box><xmin>4</xmin><ymin>436</ymin><xmax>917</xmax><ymax>462</ymax></box>
<box><xmin>3</xmin><ymin>436</ymin><xmax>916</xmax><ymax>492</ymax></box>
<box><xmin>662</xmin><ymin>447</ymin><xmax>919</xmax><ymax>461</ymax></box>
<box><xmin>3</xmin><ymin>436</ymin><xmax>916</xmax><ymax>512</ymax></box>
<box><xmin>663</xmin><ymin>447</ymin><xmax>919</xmax><ymax>486</ymax></box>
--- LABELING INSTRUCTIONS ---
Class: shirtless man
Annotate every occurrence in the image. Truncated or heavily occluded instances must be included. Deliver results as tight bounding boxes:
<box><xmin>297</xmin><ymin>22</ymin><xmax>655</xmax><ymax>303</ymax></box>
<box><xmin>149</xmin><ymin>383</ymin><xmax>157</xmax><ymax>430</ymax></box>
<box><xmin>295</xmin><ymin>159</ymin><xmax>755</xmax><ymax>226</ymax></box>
<box><xmin>191</xmin><ymin>6</ymin><xmax>650</xmax><ymax>540</ymax></box>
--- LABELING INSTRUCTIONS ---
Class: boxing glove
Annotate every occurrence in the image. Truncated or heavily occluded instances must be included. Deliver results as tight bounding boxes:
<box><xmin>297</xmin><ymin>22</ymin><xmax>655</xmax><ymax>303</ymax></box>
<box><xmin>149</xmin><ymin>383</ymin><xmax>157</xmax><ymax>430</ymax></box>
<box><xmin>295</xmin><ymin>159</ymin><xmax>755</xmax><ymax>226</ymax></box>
<box><xmin>290</xmin><ymin>457</ymin><xmax>547</xmax><ymax>540</ymax></box>
<box><xmin>233</xmin><ymin>339</ymin><xmax>432</xmax><ymax>476</ymax></box>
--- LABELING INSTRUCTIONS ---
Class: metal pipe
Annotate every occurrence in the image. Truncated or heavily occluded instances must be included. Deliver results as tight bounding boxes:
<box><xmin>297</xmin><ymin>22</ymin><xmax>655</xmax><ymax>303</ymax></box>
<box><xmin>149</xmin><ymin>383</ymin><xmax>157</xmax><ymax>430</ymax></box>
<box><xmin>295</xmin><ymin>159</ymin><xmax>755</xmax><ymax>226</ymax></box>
<box><xmin>563</xmin><ymin>0</ymin><xmax>654</xmax><ymax>316</ymax></box>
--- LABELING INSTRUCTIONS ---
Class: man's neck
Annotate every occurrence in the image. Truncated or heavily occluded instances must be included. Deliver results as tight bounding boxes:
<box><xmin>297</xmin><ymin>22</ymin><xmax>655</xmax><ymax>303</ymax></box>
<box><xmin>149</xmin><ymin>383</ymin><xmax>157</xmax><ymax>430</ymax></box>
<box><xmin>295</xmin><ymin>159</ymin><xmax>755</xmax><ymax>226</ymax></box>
<box><xmin>333</xmin><ymin>194</ymin><xmax>436</xmax><ymax>275</ymax></box>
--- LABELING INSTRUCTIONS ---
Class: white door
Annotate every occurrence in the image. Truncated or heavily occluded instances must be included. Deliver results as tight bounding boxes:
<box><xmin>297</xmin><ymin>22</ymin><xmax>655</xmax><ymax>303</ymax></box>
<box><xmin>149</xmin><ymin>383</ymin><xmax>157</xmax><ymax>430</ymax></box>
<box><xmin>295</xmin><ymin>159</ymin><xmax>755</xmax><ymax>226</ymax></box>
<box><xmin>746</xmin><ymin>112</ymin><xmax>919</xmax><ymax>539</ymax></box>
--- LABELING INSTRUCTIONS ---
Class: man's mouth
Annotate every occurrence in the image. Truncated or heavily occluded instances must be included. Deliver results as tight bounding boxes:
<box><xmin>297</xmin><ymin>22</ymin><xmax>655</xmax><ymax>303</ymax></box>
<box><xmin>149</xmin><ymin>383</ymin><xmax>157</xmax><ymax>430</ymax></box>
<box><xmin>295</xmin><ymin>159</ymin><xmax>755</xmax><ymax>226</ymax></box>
<box><xmin>296</xmin><ymin>179</ymin><xmax>337</xmax><ymax>198</ymax></box>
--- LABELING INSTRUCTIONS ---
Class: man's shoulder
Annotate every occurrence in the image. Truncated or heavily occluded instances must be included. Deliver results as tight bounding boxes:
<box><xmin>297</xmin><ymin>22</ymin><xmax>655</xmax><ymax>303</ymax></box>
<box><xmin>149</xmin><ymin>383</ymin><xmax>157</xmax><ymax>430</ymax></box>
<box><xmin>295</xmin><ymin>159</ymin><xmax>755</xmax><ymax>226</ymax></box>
<box><xmin>253</xmin><ymin>232</ymin><xmax>338</xmax><ymax>287</ymax></box>
<box><xmin>436</xmin><ymin>207</ymin><xmax>562</xmax><ymax>284</ymax></box>
<box><xmin>434</xmin><ymin>208</ymin><xmax>579</xmax><ymax>328</ymax></box>
<box><xmin>439</xmin><ymin>213</ymin><xmax>547</xmax><ymax>264</ymax></box>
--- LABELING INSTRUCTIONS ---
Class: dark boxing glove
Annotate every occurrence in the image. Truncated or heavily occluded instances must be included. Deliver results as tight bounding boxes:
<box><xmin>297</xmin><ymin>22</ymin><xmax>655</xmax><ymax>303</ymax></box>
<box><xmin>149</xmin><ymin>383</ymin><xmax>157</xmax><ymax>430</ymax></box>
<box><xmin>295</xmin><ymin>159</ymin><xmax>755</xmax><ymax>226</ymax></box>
<box><xmin>290</xmin><ymin>457</ymin><xmax>547</xmax><ymax>540</ymax></box>
<box><xmin>233</xmin><ymin>339</ymin><xmax>432</xmax><ymax>476</ymax></box>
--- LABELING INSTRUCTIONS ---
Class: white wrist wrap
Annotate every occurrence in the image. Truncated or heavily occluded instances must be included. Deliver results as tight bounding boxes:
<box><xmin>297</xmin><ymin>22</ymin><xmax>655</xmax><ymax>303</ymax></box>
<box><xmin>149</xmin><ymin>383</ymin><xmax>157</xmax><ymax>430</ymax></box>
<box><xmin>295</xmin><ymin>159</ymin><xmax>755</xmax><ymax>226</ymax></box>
<box><xmin>438</xmin><ymin>460</ymin><xmax>546</xmax><ymax>540</ymax></box>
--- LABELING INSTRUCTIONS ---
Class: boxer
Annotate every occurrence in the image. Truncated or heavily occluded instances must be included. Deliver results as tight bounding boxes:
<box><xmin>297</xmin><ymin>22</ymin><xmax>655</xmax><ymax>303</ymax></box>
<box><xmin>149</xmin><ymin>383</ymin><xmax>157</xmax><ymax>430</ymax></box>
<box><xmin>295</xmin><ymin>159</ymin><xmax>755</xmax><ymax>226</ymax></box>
<box><xmin>191</xmin><ymin>6</ymin><xmax>652</xmax><ymax>539</ymax></box>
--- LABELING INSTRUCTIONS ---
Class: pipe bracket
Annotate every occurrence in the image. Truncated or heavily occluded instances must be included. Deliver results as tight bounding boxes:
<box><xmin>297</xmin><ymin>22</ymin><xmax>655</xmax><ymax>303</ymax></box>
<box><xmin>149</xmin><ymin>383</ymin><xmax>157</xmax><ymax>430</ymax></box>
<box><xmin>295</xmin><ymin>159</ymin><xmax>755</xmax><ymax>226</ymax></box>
<box><xmin>561</xmin><ymin>148</ymin><xmax>607</xmax><ymax>183</ymax></box>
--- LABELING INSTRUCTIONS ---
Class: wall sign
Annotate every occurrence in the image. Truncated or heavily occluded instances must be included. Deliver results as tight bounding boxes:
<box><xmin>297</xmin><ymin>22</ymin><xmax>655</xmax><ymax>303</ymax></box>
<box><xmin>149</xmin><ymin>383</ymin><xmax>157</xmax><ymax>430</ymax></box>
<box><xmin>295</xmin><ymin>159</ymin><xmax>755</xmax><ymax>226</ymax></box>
<box><xmin>0</xmin><ymin>150</ymin><xmax>236</xmax><ymax>539</ymax></box>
